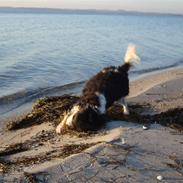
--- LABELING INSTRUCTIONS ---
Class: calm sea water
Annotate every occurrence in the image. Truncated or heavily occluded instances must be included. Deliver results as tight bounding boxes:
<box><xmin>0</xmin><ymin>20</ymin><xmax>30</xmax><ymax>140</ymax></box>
<box><xmin>0</xmin><ymin>13</ymin><xmax>183</xmax><ymax>115</ymax></box>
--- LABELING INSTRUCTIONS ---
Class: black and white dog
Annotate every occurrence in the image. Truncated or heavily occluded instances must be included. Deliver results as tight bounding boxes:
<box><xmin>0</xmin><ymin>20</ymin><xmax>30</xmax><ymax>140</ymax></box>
<box><xmin>56</xmin><ymin>44</ymin><xmax>140</xmax><ymax>133</ymax></box>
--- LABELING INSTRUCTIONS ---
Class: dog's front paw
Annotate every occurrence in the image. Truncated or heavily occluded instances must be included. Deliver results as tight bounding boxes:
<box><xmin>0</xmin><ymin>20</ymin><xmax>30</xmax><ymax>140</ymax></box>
<box><xmin>56</xmin><ymin>123</ymin><xmax>64</xmax><ymax>134</ymax></box>
<box><xmin>123</xmin><ymin>109</ymin><xmax>130</xmax><ymax>115</ymax></box>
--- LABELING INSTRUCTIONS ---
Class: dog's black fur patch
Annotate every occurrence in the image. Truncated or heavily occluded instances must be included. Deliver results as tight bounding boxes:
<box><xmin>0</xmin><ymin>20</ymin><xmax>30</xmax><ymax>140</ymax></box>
<box><xmin>72</xmin><ymin>106</ymin><xmax>106</xmax><ymax>131</ymax></box>
<box><xmin>81</xmin><ymin>63</ymin><xmax>131</xmax><ymax>108</ymax></box>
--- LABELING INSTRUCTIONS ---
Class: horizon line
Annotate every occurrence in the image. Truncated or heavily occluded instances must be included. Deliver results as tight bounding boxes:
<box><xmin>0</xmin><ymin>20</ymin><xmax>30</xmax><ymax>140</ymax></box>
<box><xmin>0</xmin><ymin>6</ymin><xmax>183</xmax><ymax>16</ymax></box>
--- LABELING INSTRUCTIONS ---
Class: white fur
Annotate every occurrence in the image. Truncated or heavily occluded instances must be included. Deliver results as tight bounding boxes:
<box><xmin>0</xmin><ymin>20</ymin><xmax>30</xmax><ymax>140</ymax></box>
<box><xmin>56</xmin><ymin>105</ymin><xmax>80</xmax><ymax>134</ymax></box>
<box><xmin>119</xmin><ymin>97</ymin><xmax>129</xmax><ymax>115</ymax></box>
<box><xmin>124</xmin><ymin>44</ymin><xmax>140</xmax><ymax>64</ymax></box>
<box><xmin>56</xmin><ymin>113</ymin><xmax>68</xmax><ymax>134</ymax></box>
<box><xmin>96</xmin><ymin>92</ymin><xmax>106</xmax><ymax>114</ymax></box>
<box><xmin>65</xmin><ymin>105</ymin><xmax>80</xmax><ymax>126</ymax></box>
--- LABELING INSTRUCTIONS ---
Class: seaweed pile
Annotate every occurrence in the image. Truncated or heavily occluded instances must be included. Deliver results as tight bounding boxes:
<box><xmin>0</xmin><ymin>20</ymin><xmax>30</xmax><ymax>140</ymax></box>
<box><xmin>0</xmin><ymin>142</ymin><xmax>99</xmax><ymax>174</ymax></box>
<box><xmin>153</xmin><ymin>108</ymin><xmax>183</xmax><ymax>131</ymax></box>
<box><xmin>6</xmin><ymin>95</ymin><xmax>183</xmax><ymax>132</ymax></box>
<box><xmin>7</xmin><ymin>95</ymin><xmax>79</xmax><ymax>130</ymax></box>
<box><xmin>108</xmin><ymin>104</ymin><xmax>183</xmax><ymax>131</ymax></box>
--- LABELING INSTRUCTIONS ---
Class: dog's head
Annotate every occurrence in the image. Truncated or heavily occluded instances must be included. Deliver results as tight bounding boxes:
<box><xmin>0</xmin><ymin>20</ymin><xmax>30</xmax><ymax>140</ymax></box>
<box><xmin>69</xmin><ymin>105</ymin><xmax>105</xmax><ymax>131</ymax></box>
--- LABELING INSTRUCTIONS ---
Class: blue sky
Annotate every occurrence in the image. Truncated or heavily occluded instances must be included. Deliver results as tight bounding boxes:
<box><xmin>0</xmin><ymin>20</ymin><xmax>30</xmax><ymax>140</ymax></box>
<box><xmin>0</xmin><ymin>0</ymin><xmax>183</xmax><ymax>14</ymax></box>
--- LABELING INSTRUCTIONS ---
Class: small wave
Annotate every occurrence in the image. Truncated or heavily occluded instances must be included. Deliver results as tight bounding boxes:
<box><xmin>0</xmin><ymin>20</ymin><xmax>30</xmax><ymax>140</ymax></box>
<box><xmin>131</xmin><ymin>59</ymin><xmax>183</xmax><ymax>75</ymax></box>
<box><xmin>0</xmin><ymin>81</ymin><xmax>85</xmax><ymax>115</ymax></box>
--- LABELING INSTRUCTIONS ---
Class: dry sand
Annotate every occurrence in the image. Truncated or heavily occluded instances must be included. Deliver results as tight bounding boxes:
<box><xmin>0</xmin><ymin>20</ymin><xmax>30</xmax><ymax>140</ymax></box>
<box><xmin>0</xmin><ymin>67</ymin><xmax>183</xmax><ymax>182</ymax></box>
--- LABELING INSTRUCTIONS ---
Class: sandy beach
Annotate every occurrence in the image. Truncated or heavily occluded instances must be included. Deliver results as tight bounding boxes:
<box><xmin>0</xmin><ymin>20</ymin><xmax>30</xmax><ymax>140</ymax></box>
<box><xmin>0</xmin><ymin>67</ymin><xmax>183</xmax><ymax>182</ymax></box>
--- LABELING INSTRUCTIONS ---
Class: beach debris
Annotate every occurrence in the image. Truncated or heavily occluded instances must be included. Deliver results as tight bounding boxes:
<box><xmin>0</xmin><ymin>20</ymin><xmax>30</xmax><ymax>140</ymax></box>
<box><xmin>5</xmin><ymin>94</ymin><xmax>183</xmax><ymax>133</ymax></box>
<box><xmin>23</xmin><ymin>172</ymin><xmax>38</xmax><ymax>183</ymax></box>
<box><xmin>0</xmin><ymin>143</ymin><xmax>29</xmax><ymax>157</ymax></box>
<box><xmin>0</xmin><ymin>163</ymin><xmax>5</xmax><ymax>173</ymax></box>
<box><xmin>6</xmin><ymin>95</ymin><xmax>79</xmax><ymax>130</ymax></box>
<box><xmin>167</xmin><ymin>155</ymin><xmax>183</xmax><ymax>176</ymax></box>
<box><xmin>142</xmin><ymin>125</ymin><xmax>148</xmax><ymax>130</ymax></box>
<box><xmin>121</xmin><ymin>138</ymin><xmax>126</xmax><ymax>144</ymax></box>
<box><xmin>156</xmin><ymin>175</ymin><xmax>163</xmax><ymax>181</ymax></box>
<box><xmin>153</xmin><ymin>108</ymin><xmax>183</xmax><ymax>131</ymax></box>
<box><xmin>0</xmin><ymin>143</ymin><xmax>98</xmax><ymax>167</ymax></box>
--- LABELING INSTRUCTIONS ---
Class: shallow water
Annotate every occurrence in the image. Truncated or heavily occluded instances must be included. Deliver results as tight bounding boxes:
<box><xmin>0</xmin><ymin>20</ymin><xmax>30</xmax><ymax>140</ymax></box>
<box><xmin>0</xmin><ymin>12</ymin><xmax>183</xmax><ymax>116</ymax></box>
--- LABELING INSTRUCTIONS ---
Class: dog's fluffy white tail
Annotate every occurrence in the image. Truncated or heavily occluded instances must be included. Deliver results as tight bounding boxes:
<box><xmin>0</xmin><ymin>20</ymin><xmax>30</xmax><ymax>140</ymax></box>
<box><xmin>124</xmin><ymin>44</ymin><xmax>140</xmax><ymax>64</ymax></box>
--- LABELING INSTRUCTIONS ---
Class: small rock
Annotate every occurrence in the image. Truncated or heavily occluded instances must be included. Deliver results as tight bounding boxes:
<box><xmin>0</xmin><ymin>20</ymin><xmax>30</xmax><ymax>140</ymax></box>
<box><xmin>56</xmin><ymin>139</ymin><xmax>60</xmax><ymax>142</ymax></box>
<box><xmin>27</xmin><ymin>113</ymin><xmax>33</xmax><ymax>118</ymax></box>
<box><xmin>0</xmin><ymin>164</ymin><xmax>5</xmax><ymax>173</ymax></box>
<box><xmin>121</xmin><ymin>138</ymin><xmax>126</xmax><ymax>144</ymax></box>
<box><xmin>142</xmin><ymin>125</ymin><xmax>148</xmax><ymax>130</ymax></box>
<box><xmin>157</xmin><ymin>175</ymin><xmax>163</xmax><ymax>181</ymax></box>
<box><xmin>0</xmin><ymin>168</ymin><xmax>3</xmax><ymax>173</ymax></box>
<box><xmin>162</xmin><ymin>84</ymin><xmax>166</xmax><ymax>88</ymax></box>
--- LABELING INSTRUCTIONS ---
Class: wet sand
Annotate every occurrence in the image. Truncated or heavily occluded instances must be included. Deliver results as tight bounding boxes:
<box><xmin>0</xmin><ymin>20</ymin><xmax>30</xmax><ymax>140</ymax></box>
<box><xmin>0</xmin><ymin>67</ymin><xmax>183</xmax><ymax>182</ymax></box>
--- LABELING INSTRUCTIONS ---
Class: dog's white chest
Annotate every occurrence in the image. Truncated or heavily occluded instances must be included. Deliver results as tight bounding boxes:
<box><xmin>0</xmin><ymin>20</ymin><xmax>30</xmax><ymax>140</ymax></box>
<box><xmin>96</xmin><ymin>92</ymin><xmax>106</xmax><ymax>114</ymax></box>
<box><xmin>66</xmin><ymin>105</ymin><xmax>80</xmax><ymax>126</ymax></box>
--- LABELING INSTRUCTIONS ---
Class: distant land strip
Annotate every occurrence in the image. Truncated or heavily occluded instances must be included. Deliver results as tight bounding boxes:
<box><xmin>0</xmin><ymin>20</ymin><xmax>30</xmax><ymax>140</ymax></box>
<box><xmin>0</xmin><ymin>7</ymin><xmax>182</xmax><ymax>16</ymax></box>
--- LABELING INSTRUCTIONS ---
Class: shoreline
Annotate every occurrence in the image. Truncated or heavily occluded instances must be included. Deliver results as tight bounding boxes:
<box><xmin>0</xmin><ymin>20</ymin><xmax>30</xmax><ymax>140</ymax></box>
<box><xmin>1</xmin><ymin>66</ymin><xmax>182</xmax><ymax>125</ymax></box>
<box><xmin>129</xmin><ymin>66</ymin><xmax>183</xmax><ymax>98</ymax></box>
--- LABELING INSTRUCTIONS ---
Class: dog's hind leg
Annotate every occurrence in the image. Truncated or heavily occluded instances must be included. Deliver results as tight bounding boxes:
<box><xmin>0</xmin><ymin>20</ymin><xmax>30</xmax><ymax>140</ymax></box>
<box><xmin>118</xmin><ymin>97</ymin><xmax>129</xmax><ymax>115</ymax></box>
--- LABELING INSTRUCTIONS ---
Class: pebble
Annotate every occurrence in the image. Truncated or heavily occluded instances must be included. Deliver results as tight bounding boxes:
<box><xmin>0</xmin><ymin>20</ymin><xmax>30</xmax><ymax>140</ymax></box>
<box><xmin>157</xmin><ymin>175</ymin><xmax>163</xmax><ymax>181</ymax></box>
<box><xmin>121</xmin><ymin>138</ymin><xmax>126</xmax><ymax>144</ymax></box>
<box><xmin>162</xmin><ymin>84</ymin><xmax>166</xmax><ymax>88</ymax></box>
<box><xmin>142</xmin><ymin>125</ymin><xmax>148</xmax><ymax>130</ymax></box>
<box><xmin>27</xmin><ymin>113</ymin><xmax>33</xmax><ymax>118</ymax></box>
<box><xmin>56</xmin><ymin>139</ymin><xmax>60</xmax><ymax>142</ymax></box>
